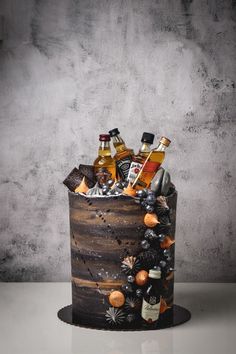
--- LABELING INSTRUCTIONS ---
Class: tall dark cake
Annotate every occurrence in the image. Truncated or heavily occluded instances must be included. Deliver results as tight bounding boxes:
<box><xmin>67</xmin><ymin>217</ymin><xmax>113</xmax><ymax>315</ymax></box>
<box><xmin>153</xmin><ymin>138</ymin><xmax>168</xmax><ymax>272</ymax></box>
<box><xmin>69</xmin><ymin>188</ymin><xmax>177</xmax><ymax>330</ymax></box>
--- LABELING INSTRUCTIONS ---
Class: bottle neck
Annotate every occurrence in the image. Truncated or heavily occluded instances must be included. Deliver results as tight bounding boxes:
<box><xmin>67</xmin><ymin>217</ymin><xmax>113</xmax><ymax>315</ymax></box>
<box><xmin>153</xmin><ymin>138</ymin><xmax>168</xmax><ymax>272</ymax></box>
<box><xmin>147</xmin><ymin>277</ymin><xmax>162</xmax><ymax>294</ymax></box>
<box><xmin>139</xmin><ymin>142</ymin><xmax>151</xmax><ymax>153</ymax></box>
<box><xmin>155</xmin><ymin>142</ymin><xmax>168</xmax><ymax>152</ymax></box>
<box><xmin>112</xmin><ymin>134</ymin><xmax>126</xmax><ymax>153</ymax></box>
<box><xmin>98</xmin><ymin>141</ymin><xmax>112</xmax><ymax>156</ymax></box>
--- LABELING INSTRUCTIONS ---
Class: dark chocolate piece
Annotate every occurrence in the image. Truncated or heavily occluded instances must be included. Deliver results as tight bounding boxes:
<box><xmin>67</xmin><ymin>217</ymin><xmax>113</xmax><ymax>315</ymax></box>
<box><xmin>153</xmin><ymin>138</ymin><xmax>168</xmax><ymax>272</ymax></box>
<box><xmin>63</xmin><ymin>167</ymin><xmax>84</xmax><ymax>191</ymax></box>
<box><xmin>63</xmin><ymin>165</ymin><xmax>96</xmax><ymax>191</ymax></box>
<box><xmin>78</xmin><ymin>164</ymin><xmax>96</xmax><ymax>187</ymax></box>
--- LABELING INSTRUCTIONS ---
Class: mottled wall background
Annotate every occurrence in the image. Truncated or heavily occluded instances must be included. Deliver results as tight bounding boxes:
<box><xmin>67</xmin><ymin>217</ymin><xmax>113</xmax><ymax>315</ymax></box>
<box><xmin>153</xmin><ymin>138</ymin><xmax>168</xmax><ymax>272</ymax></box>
<box><xmin>0</xmin><ymin>0</ymin><xmax>235</xmax><ymax>282</ymax></box>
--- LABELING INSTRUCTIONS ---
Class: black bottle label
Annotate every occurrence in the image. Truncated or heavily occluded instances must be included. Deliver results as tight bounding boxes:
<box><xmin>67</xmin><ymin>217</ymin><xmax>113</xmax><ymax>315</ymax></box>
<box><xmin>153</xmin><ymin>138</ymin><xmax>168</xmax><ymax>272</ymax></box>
<box><xmin>116</xmin><ymin>156</ymin><xmax>132</xmax><ymax>180</ymax></box>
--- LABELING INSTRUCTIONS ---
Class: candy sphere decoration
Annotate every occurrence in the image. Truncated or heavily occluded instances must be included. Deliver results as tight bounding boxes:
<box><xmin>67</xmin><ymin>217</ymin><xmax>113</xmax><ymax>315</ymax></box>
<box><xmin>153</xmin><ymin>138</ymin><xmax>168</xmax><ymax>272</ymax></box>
<box><xmin>121</xmin><ymin>283</ymin><xmax>133</xmax><ymax>294</ymax></box>
<box><xmin>141</xmin><ymin>240</ymin><xmax>150</xmax><ymax>250</ymax></box>
<box><xmin>146</xmin><ymin>194</ymin><xmax>156</xmax><ymax>205</ymax></box>
<box><xmin>114</xmin><ymin>190</ymin><xmax>121</xmax><ymax>195</ymax></box>
<box><xmin>107</xmin><ymin>179</ymin><xmax>115</xmax><ymax>187</ymax></box>
<box><xmin>159</xmin><ymin>260</ymin><xmax>167</xmax><ymax>268</ymax></box>
<box><xmin>115</xmin><ymin>181</ymin><xmax>123</xmax><ymax>189</ymax></box>
<box><xmin>144</xmin><ymin>213</ymin><xmax>160</xmax><ymax>228</ymax></box>
<box><xmin>127</xmin><ymin>275</ymin><xmax>135</xmax><ymax>283</ymax></box>
<box><xmin>144</xmin><ymin>229</ymin><xmax>158</xmax><ymax>241</ymax></box>
<box><xmin>109</xmin><ymin>290</ymin><xmax>125</xmax><ymax>308</ymax></box>
<box><xmin>136</xmin><ymin>189</ymin><xmax>147</xmax><ymax>199</ymax></box>
<box><xmin>163</xmin><ymin>249</ymin><xmax>171</xmax><ymax>258</ymax></box>
<box><xmin>145</xmin><ymin>204</ymin><xmax>155</xmax><ymax>213</ymax></box>
<box><xmin>141</xmin><ymin>200</ymin><xmax>148</xmax><ymax>209</ymax></box>
<box><xmin>157</xmin><ymin>234</ymin><xmax>166</xmax><ymax>242</ymax></box>
<box><xmin>136</xmin><ymin>288</ymin><xmax>143</xmax><ymax>298</ymax></box>
<box><xmin>121</xmin><ymin>180</ymin><xmax>129</xmax><ymax>188</ymax></box>
<box><xmin>135</xmin><ymin>270</ymin><xmax>149</xmax><ymax>286</ymax></box>
<box><xmin>102</xmin><ymin>185</ymin><xmax>109</xmax><ymax>195</ymax></box>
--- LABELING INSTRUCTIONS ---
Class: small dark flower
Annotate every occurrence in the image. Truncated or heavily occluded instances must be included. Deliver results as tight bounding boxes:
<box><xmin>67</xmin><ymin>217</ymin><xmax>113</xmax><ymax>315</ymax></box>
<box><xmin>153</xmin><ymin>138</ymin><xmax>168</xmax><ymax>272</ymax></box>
<box><xmin>156</xmin><ymin>196</ymin><xmax>169</xmax><ymax>209</ymax></box>
<box><xmin>158</xmin><ymin>215</ymin><xmax>171</xmax><ymax>226</ymax></box>
<box><xmin>121</xmin><ymin>283</ymin><xmax>133</xmax><ymax>294</ymax></box>
<box><xmin>141</xmin><ymin>240</ymin><xmax>150</xmax><ymax>250</ymax></box>
<box><xmin>137</xmin><ymin>249</ymin><xmax>161</xmax><ymax>270</ymax></box>
<box><xmin>144</xmin><ymin>229</ymin><xmax>158</xmax><ymax>241</ymax></box>
<box><xmin>136</xmin><ymin>288</ymin><xmax>143</xmax><ymax>298</ymax></box>
<box><xmin>126</xmin><ymin>313</ymin><xmax>137</xmax><ymax>323</ymax></box>
<box><xmin>124</xmin><ymin>297</ymin><xmax>141</xmax><ymax>311</ymax></box>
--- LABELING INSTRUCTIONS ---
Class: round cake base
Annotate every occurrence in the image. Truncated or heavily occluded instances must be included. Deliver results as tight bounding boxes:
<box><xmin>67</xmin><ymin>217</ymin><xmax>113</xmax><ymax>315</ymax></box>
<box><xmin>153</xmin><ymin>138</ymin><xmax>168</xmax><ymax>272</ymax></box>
<box><xmin>57</xmin><ymin>305</ymin><xmax>191</xmax><ymax>331</ymax></box>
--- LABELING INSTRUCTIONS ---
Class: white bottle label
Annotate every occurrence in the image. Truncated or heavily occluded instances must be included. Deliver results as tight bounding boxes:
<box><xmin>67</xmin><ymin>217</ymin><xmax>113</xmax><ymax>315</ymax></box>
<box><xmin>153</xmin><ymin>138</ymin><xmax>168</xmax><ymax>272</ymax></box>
<box><xmin>141</xmin><ymin>298</ymin><xmax>161</xmax><ymax>323</ymax></box>
<box><xmin>127</xmin><ymin>161</ymin><xmax>143</xmax><ymax>183</ymax></box>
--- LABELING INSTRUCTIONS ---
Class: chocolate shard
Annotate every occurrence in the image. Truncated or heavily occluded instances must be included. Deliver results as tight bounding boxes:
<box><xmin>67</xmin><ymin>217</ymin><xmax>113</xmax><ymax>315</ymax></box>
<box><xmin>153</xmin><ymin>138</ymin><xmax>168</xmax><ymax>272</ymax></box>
<box><xmin>63</xmin><ymin>167</ymin><xmax>84</xmax><ymax>191</ymax></box>
<box><xmin>78</xmin><ymin>164</ymin><xmax>96</xmax><ymax>187</ymax></box>
<box><xmin>63</xmin><ymin>165</ymin><xmax>96</xmax><ymax>191</ymax></box>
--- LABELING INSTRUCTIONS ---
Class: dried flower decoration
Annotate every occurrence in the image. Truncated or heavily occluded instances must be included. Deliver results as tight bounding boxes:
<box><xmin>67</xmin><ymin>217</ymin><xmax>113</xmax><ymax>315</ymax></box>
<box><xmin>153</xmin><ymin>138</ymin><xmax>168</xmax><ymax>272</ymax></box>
<box><xmin>121</xmin><ymin>256</ymin><xmax>141</xmax><ymax>275</ymax></box>
<box><xmin>156</xmin><ymin>196</ymin><xmax>169</xmax><ymax>209</ymax></box>
<box><xmin>105</xmin><ymin>307</ymin><xmax>125</xmax><ymax>325</ymax></box>
<box><xmin>124</xmin><ymin>297</ymin><xmax>141</xmax><ymax>311</ymax></box>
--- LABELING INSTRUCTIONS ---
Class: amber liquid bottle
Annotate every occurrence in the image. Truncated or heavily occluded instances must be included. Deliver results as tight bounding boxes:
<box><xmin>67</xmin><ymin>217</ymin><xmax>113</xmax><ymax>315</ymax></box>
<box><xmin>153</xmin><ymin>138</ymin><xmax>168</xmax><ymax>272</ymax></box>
<box><xmin>109</xmin><ymin>128</ymin><xmax>134</xmax><ymax>180</ymax></box>
<box><xmin>93</xmin><ymin>134</ymin><xmax>116</xmax><ymax>182</ymax></box>
<box><xmin>127</xmin><ymin>132</ymin><xmax>155</xmax><ymax>189</ymax></box>
<box><xmin>133</xmin><ymin>136</ymin><xmax>171</xmax><ymax>190</ymax></box>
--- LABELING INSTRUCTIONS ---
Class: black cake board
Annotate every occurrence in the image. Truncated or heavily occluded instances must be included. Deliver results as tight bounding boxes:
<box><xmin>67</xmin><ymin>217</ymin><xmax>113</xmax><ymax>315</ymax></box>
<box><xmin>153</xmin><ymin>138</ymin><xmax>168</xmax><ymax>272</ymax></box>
<box><xmin>57</xmin><ymin>304</ymin><xmax>191</xmax><ymax>331</ymax></box>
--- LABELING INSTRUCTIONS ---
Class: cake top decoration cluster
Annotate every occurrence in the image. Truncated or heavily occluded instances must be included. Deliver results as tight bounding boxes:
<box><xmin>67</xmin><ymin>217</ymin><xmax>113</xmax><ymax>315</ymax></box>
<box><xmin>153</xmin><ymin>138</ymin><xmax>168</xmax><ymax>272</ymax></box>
<box><xmin>63</xmin><ymin>128</ymin><xmax>172</xmax><ymax>198</ymax></box>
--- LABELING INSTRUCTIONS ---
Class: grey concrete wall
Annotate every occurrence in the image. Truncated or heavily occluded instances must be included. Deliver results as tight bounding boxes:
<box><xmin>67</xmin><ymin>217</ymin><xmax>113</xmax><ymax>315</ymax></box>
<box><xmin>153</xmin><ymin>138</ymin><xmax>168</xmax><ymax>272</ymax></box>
<box><xmin>0</xmin><ymin>0</ymin><xmax>235</xmax><ymax>282</ymax></box>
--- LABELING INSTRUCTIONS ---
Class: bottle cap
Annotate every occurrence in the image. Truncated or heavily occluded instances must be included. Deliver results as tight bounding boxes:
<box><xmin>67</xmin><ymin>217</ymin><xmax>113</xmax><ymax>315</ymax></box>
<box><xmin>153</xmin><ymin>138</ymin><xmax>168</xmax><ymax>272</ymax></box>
<box><xmin>149</xmin><ymin>269</ymin><xmax>161</xmax><ymax>279</ymax></box>
<box><xmin>141</xmin><ymin>132</ymin><xmax>155</xmax><ymax>144</ymax></box>
<box><xmin>109</xmin><ymin>128</ymin><xmax>120</xmax><ymax>137</ymax></box>
<box><xmin>160</xmin><ymin>136</ymin><xmax>171</xmax><ymax>147</ymax></box>
<box><xmin>99</xmin><ymin>134</ymin><xmax>111</xmax><ymax>142</ymax></box>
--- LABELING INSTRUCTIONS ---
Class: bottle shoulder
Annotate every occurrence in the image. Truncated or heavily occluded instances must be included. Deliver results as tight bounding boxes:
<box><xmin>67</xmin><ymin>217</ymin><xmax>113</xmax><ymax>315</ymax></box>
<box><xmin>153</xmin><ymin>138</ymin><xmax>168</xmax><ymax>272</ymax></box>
<box><xmin>93</xmin><ymin>155</ymin><xmax>115</xmax><ymax>165</ymax></box>
<box><xmin>114</xmin><ymin>148</ymin><xmax>134</xmax><ymax>161</ymax></box>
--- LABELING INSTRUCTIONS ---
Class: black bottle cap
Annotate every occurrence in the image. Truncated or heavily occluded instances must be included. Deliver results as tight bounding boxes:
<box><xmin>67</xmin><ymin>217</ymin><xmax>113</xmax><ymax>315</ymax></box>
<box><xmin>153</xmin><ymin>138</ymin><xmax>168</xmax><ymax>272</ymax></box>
<box><xmin>109</xmin><ymin>128</ymin><xmax>120</xmax><ymax>137</ymax></box>
<box><xmin>141</xmin><ymin>132</ymin><xmax>155</xmax><ymax>144</ymax></box>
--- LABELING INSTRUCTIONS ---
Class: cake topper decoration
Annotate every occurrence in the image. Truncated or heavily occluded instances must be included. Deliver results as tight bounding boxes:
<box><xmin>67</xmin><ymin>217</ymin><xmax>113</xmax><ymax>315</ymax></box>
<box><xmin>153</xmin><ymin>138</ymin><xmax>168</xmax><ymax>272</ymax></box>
<box><xmin>122</xmin><ymin>182</ymin><xmax>136</xmax><ymax>197</ymax></box>
<box><xmin>144</xmin><ymin>213</ymin><xmax>160</xmax><ymax>227</ymax></box>
<box><xmin>86</xmin><ymin>182</ymin><xmax>103</xmax><ymax>196</ymax></box>
<box><xmin>160</xmin><ymin>236</ymin><xmax>175</xmax><ymax>249</ymax></box>
<box><xmin>105</xmin><ymin>307</ymin><xmax>125</xmax><ymax>325</ymax></box>
<box><xmin>74</xmin><ymin>176</ymin><xmax>89</xmax><ymax>194</ymax></box>
<box><xmin>121</xmin><ymin>256</ymin><xmax>141</xmax><ymax>275</ymax></box>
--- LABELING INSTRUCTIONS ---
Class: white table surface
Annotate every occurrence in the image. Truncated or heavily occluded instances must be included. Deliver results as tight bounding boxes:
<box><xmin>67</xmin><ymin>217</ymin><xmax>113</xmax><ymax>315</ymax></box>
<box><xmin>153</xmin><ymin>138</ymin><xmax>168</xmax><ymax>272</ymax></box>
<box><xmin>0</xmin><ymin>282</ymin><xmax>235</xmax><ymax>354</ymax></box>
